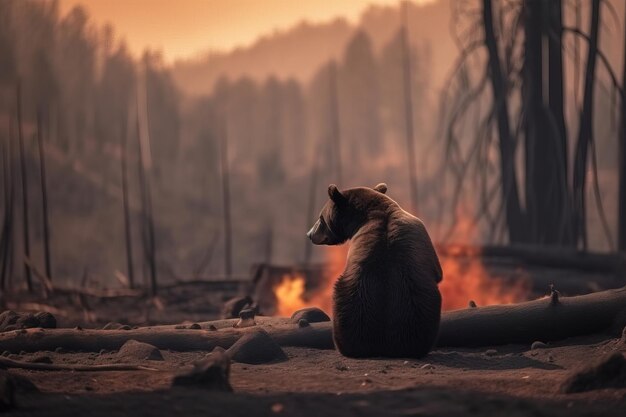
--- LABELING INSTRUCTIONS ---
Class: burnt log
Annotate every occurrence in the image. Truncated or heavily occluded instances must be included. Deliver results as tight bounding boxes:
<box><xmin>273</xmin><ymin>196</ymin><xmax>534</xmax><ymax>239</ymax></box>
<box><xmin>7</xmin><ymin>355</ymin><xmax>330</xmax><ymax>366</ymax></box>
<box><xmin>0</xmin><ymin>287</ymin><xmax>625</xmax><ymax>353</ymax></box>
<box><xmin>437</xmin><ymin>285</ymin><xmax>626</xmax><ymax>347</ymax></box>
<box><xmin>0</xmin><ymin>322</ymin><xmax>334</xmax><ymax>353</ymax></box>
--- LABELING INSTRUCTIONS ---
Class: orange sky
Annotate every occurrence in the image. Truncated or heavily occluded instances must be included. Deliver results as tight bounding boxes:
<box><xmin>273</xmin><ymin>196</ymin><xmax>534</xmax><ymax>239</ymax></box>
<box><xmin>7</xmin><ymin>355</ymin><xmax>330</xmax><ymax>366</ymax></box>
<box><xmin>58</xmin><ymin>0</ymin><xmax>435</xmax><ymax>62</ymax></box>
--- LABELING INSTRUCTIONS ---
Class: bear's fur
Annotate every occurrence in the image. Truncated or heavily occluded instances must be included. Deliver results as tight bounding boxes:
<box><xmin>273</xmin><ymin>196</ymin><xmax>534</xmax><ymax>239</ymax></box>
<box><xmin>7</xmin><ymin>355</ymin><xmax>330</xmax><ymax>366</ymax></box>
<box><xmin>306</xmin><ymin>183</ymin><xmax>442</xmax><ymax>358</ymax></box>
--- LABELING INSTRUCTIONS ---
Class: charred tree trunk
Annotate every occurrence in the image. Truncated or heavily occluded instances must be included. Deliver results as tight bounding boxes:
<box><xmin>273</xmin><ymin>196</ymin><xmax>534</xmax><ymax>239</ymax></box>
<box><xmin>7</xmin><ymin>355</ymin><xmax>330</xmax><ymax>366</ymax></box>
<box><xmin>220</xmin><ymin>119</ymin><xmax>232</xmax><ymax>280</ymax></box>
<box><xmin>303</xmin><ymin>143</ymin><xmax>321</xmax><ymax>265</ymax></box>
<box><xmin>36</xmin><ymin>109</ymin><xmax>52</xmax><ymax>282</ymax></box>
<box><xmin>401</xmin><ymin>2</ymin><xmax>419</xmax><ymax>214</ymax></box>
<box><xmin>572</xmin><ymin>0</ymin><xmax>600</xmax><ymax>250</ymax></box>
<box><xmin>546</xmin><ymin>0</ymin><xmax>572</xmax><ymax>246</ymax></box>
<box><xmin>523</xmin><ymin>0</ymin><xmax>545</xmax><ymax>243</ymax></box>
<box><xmin>0</xmin><ymin>119</ymin><xmax>15</xmax><ymax>291</ymax></box>
<box><xmin>618</xmin><ymin>2</ymin><xmax>626</xmax><ymax>251</ymax></box>
<box><xmin>120</xmin><ymin>117</ymin><xmax>135</xmax><ymax>288</ymax></box>
<box><xmin>328</xmin><ymin>61</ymin><xmax>342</xmax><ymax>185</ymax></box>
<box><xmin>524</xmin><ymin>0</ymin><xmax>571</xmax><ymax>246</ymax></box>
<box><xmin>483</xmin><ymin>0</ymin><xmax>526</xmax><ymax>243</ymax></box>
<box><xmin>15</xmin><ymin>82</ymin><xmax>32</xmax><ymax>291</ymax></box>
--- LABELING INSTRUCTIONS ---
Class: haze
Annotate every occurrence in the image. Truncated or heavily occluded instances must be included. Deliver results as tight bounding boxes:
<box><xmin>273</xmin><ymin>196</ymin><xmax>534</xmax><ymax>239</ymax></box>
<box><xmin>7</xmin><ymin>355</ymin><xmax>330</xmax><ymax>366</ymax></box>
<box><xmin>59</xmin><ymin>0</ymin><xmax>436</xmax><ymax>61</ymax></box>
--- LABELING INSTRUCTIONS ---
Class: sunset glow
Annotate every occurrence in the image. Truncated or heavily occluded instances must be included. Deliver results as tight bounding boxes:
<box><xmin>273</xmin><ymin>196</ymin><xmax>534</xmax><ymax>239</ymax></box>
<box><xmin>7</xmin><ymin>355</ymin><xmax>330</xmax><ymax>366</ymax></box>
<box><xmin>59</xmin><ymin>0</ymin><xmax>437</xmax><ymax>61</ymax></box>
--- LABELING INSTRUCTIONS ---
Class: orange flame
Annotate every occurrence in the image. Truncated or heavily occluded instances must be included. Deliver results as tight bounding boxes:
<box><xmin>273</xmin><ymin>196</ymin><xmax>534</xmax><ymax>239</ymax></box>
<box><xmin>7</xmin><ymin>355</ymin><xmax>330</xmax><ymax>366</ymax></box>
<box><xmin>273</xmin><ymin>216</ymin><xmax>529</xmax><ymax>315</ymax></box>
<box><xmin>273</xmin><ymin>273</ymin><xmax>308</xmax><ymax>317</ymax></box>
<box><xmin>438</xmin><ymin>214</ymin><xmax>530</xmax><ymax>310</ymax></box>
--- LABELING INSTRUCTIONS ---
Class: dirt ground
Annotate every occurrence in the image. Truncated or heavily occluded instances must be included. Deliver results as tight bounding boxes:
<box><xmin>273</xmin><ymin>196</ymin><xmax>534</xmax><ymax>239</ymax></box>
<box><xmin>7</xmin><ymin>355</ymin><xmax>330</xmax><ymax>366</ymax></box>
<box><xmin>4</xmin><ymin>331</ymin><xmax>626</xmax><ymax>417</ymax></box>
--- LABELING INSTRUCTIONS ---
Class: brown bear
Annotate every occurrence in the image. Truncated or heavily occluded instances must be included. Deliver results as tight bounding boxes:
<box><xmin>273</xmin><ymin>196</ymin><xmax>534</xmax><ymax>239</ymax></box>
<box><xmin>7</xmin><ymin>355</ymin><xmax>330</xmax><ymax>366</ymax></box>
<box><xmin>306</xmin><ymin>183</ymin><xmax>442</xmax><ymax>358</ymax></box>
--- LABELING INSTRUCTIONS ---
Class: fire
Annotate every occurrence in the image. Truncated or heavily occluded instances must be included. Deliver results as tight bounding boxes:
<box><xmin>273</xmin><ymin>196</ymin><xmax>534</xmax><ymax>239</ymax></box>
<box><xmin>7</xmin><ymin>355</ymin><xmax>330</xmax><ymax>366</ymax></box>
<box><xmin>273</xmin><ymin>246</ymin><xmax>347</xmax><ymax>317</ymax></box>
<box><xmin>438</xmin><ymin>252</ymin><xmax>529</xmax><ymax>310</ymax></box>
<box><xmin>273</xmin><ymin>215</ymin><xmax>529</xmax><ymax>316</ymax></box>
<box><xmin>438</xmin><ymin>214</ymin><xmax>530</xmax><ymax>310</ymax></box>
<box><xmin>273</xmin><ymin>273</ymin><xmax>308</xmax><ymax>317</ymax></box>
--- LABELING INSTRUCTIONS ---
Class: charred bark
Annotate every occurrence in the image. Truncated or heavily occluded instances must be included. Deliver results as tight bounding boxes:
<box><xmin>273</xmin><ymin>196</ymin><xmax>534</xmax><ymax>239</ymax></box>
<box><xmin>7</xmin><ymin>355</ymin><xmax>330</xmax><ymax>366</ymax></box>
<box><xmin>36</xmin><ymin>109</ymin><xmax>52</xmax><ymax>282</ymax></box>
<box><xmin>572</xmin><ymin>0</ymin><xmax>601</xmax><ymax>249</ymax></box>
<box><xmin>15</xmin><ymin>82</ymin><xmax>32</xmax><ymax>291</ymax></box>
<box><xmin>483</xmin><ymin>0</ymin><xmax>526</xmax><ymax>243</ymax></box>
<box><xmin>618</xmin><ymin>2</ymin><xmax>626</xmax><ymax>251</ymax></box>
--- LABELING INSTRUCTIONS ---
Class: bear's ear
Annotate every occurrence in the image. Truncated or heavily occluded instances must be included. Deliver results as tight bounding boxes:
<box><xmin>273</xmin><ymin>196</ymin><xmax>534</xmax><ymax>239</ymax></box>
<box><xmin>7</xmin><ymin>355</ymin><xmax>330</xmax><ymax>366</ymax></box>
<box><xmin>373</xmin><ymin>183</ymin><xmax>388</xmax><ymax>194</ymax></box>
<box><xmin>328</xmin><ymin>184</ymin><xmax>347</xmax><ymax>205</ymax></box>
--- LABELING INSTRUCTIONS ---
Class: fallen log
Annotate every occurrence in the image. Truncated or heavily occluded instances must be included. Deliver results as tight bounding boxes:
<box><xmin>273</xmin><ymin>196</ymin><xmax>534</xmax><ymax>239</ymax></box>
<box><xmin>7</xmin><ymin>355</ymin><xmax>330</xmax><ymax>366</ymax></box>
<box><xmin>437</xmin><ymin>285</ymin><xmax>626</xmax><ymax>347</ymax></box>
<box><xmin>0</xmin><ymin>322</ymin><xmax>334</xmax><ymax>353</ymax></box>
<box><xmin>1</xmin><ymin>286</ymin><xmax>625</xmax><ymax>353</ymax></box>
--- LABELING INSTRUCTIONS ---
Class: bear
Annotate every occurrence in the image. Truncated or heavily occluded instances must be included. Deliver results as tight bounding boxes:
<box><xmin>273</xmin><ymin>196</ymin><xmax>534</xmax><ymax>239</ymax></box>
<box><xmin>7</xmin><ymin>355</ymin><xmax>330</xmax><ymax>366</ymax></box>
<box><xmin>306</xmin><ymin>183</ymin><xmax>442</xmax><ymax>358</ymax></box>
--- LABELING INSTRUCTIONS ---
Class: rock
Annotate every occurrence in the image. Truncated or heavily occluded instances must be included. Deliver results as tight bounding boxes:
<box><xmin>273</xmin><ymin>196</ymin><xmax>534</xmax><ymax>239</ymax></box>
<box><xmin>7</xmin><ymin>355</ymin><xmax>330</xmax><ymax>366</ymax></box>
<box><xmin>531</xmin><ymin>341</ymin><xmax>548</xmax><ymax>350</ymax></box>
<box><xmin>0</xmin><ymin>310</ymin><xmax>56</xmax><ymax>332</ymax></box>
<box><xmin>172</xmin><ymin>347</ymin><xmax>232</xmax><ymax>391</ymax></box>
<box><xmin>0</xmin><ymin>371</ymin><xmax>16</xmax><ymax>411</ymax></box>
<box><xmin>226</xmin><ymin>329</ymin><xmax>287</xmax><ymax>364</ymax></box>
<box><xmin>561</xmin><ymin>352</ymin><xmax>626</xmax><ymax>393</ymax></box>
<box><xmin>29</xmin><ymin>355</ymin><xmax>52</xmax><ymax>364</ymax></box>
<box><xmin>290</xmin><ymin>307</ymin><xmax>330</xmax><ymax>324</ymax></box>
<box><xmin>468</xmin><ymin>300</ymin><xmax>477</xmax><ymax>308</ymax></box>
<box><xmin>189</xmin><ymin>323</ymin><xmax>201</xmax><ymax>330</ymax></box>
<box><xmin>208</xmin><ymin>325</ymin><xmax>217</xmax><ymax>331</ymax></box>
<box><xmin>221</xmin><ymin>296</ymin><xmax>253</xmax><ymax>319</ymax></box>
<box><xmin>120</xmin><ymin>325</ymin><xmax>131</xmax><ymax>331</ymax></box>
<box><xmin>297</xmin><ymin>319</ymin><xmax>310</xmax><ymax>328</ymax></box>
<box><xmin>484</xmin><ymin>349</ymin><xmax>498</xmax><ymax>356</ymax></box>
<box><xmin>234</xmin><ymin>309</ymin><xmax>256</xmax><ymax>328</ymax></box>
<box><xmin>117</xmin><ymin>340</ymin><xmax>164</xmax><ymax>361</ymax></box>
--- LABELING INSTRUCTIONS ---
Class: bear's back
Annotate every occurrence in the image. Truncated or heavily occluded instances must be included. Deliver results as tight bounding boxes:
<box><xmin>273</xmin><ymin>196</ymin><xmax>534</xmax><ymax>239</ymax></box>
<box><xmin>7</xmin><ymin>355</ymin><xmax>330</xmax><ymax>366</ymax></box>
<box><xmin>332</xmin><ymin>205</ymin><xmax>442</xmax><ymax>358</ymax></box>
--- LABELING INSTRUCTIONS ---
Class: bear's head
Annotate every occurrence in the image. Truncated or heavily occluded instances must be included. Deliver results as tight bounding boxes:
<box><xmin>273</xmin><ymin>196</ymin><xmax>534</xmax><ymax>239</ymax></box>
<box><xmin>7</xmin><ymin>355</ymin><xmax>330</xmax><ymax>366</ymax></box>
<box><xmin>307</xmin><ymin>183</ymin><xmax>389</xmax><ymax>245</ymax></box>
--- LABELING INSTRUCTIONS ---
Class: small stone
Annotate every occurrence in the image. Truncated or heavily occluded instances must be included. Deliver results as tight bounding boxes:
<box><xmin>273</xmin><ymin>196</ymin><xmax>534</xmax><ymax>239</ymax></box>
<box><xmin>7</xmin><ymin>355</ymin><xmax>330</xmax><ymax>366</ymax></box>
<box><xmin>484</xmin><ymin>349</ymin><xmax>498</xmax><ymax>356</ymax></box>
<box><xmin>120</xmin><ymin>325</ymin><xmax>131</xmax><ymax>331</ymax></box>
<box><xmin>420</xmin><ymin>363</ymin><xmax>435</xmax><ymax>370</ymax></box>
<box><xmin>117</xmin><ymin>340</ymin><xmax>163</xmax><ymax>361</ymax></box>
<box><xmin>98</xmin><ymin>349</ymin><xmax>107</xmax><ymax>355</ymax></box>
<box><xmin>208</xmin><ymin>325</ymin><xmax>217</xmax><ymax>331</ymax></box>
<box><xmin>548</xmin><ymin>355</ymin><xmax>555</xmax><ymax>363</ymax></box>
<box><xmin>531</xmin><ymin>341</ymin><xmax>548</xmax><ymax>350</ymax></box>
<box><xmin>74</xmin><ymin>326</ymin><xmax>83</xmax><ymax>331</ymax></box>
<box><xmin>29</xmin><ymin>355</ymin><xmax>52</xmax><ymax>364</ymax></box>
<box><xmin>189</xmin><ymin>323</ymin><xmax>201</xmax><ymax>330</ymax></box>
<box><xmin>290</xmin><ymin>307</ymin><xmax>330</xmax><ymax>324</ymax></box>
<box><xmin>297</xmin><ymin>319</ymin><xmax>310</xmax><ymax>328</ymax></box>
<box><xmin>54</xmin><ymin>347</ymin><xmax>65</xmax><ymax>353</ymax></box>
<box><xmin>226</xmin><ymin>329</ymin><xmax>287</xmax><ymax>364</ymax></box>
<box><xmin>334</xmin><ymin>362</ymin><xmax>348</xmax><ymax>371</ymax></box>
<box><xmin>234</xmin><ymin>309</ymin><xmax>256</xmax><ymax>328</ymax></box>
<box><xmin>468</xmin><ymin>300</ymin><xmax>477</xmax><ymax>308</ymax></box>
<box><xmin>172</xmin><ymin>347</ymin><xmax>232</xmax><ymax>391</ymax></box>
<box><xmin>102</xmin><ymin>322</ymin><xmax>121</xmax><ymax>330</ymax></box>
